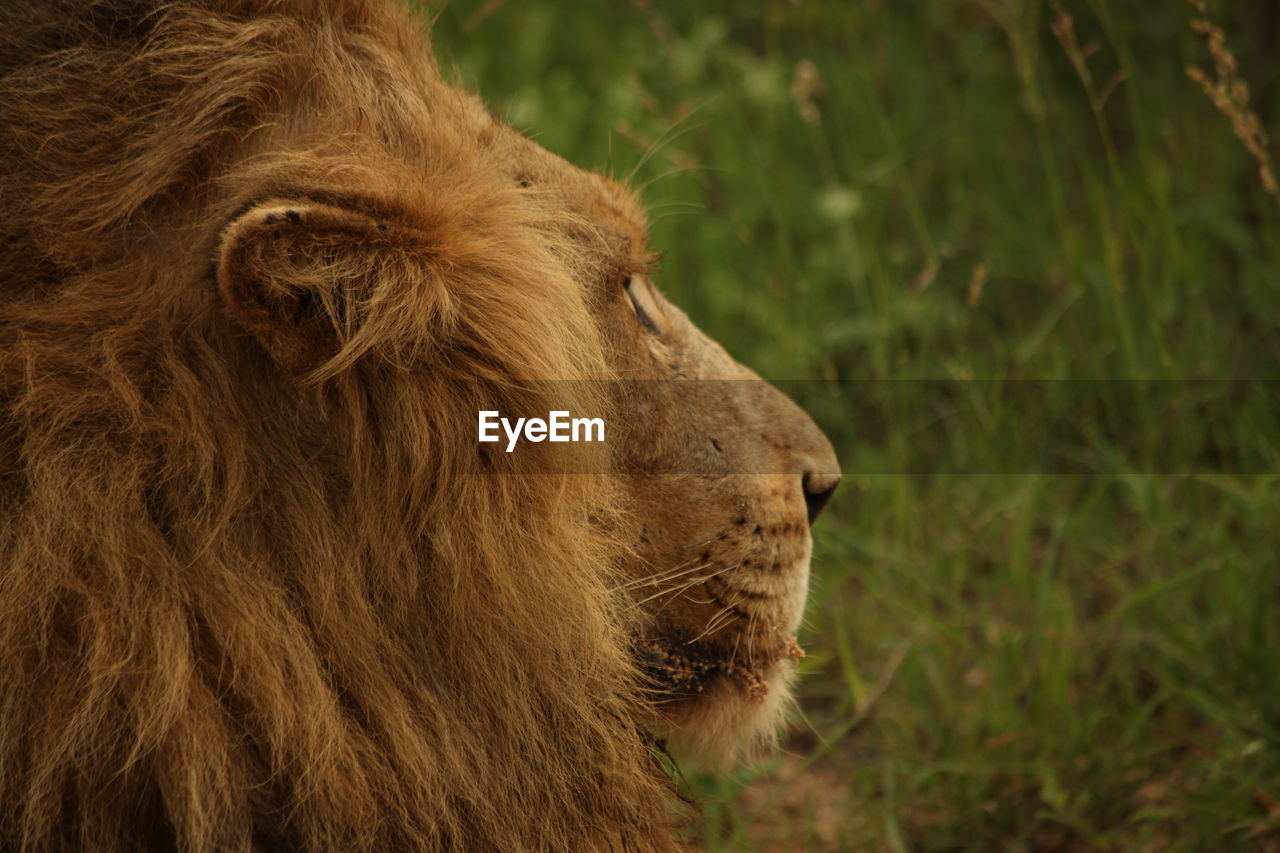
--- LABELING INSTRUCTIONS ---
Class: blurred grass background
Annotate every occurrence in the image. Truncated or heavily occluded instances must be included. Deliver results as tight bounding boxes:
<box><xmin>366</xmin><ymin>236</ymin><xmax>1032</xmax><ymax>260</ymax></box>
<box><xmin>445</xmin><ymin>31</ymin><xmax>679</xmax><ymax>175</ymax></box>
<box><xmin>429</xmin><ymin>1</ymin><xmax>1280</xmax><ymax>849</ymax></box>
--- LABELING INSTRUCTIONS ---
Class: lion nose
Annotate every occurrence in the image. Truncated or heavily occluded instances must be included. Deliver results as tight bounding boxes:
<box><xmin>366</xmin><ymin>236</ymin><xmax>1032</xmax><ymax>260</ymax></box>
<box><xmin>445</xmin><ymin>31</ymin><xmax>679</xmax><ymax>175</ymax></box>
<box><xmin>802</xmin><ymin>471</ymin><xmax>840</xmax><ymax>526</ymax></box>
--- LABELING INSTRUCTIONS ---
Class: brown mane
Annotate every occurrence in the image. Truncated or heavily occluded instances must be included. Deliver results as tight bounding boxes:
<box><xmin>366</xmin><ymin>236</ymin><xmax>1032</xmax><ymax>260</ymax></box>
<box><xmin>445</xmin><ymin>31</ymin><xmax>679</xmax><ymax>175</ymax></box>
<box><xmin>0</xmin><ymin>1</ymin><xmax>686</xmax><ymax>849</ymax></box>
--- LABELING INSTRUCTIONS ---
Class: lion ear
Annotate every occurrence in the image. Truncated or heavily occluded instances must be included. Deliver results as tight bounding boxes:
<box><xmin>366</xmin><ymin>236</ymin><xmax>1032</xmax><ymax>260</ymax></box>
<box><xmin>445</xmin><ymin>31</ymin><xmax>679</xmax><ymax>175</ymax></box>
<box><xmin>215</xmin><ymin>199</ymin><xmax>397</xmax><ymax>376</ymax></box>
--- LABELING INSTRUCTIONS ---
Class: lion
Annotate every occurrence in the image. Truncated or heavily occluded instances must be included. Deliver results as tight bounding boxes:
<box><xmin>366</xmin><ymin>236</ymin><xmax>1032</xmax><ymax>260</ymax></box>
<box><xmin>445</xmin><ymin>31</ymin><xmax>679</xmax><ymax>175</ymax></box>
<box><xmin>0</xmin><ymin>0</ymin><xmax>840</xmax><ymax>850</ymax></box>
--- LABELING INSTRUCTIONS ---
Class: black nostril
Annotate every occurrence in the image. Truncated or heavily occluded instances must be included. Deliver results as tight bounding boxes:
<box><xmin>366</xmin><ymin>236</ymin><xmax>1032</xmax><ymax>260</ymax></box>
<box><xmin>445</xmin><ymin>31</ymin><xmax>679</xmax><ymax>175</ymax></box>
<box><xmin>802</xmin><ymin>472</ymin><xmax>840</xmax><ymax>525</ymax></box>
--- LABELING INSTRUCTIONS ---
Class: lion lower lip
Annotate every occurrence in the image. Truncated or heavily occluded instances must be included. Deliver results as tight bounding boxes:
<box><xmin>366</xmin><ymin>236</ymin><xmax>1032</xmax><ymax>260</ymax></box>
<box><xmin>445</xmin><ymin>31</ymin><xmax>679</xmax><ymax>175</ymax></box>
<box><xmin>636</xmin><ymin>635</ymin><xmax>805</xmax><ymax>703</ymax></box>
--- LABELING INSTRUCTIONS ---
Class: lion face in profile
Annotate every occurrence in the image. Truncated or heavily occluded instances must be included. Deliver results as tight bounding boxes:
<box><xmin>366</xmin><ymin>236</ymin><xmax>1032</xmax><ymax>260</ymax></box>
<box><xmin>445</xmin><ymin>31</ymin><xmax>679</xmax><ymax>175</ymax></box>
<box><xmin>611</xmin><ymin>286</ymin><xmax>841</xmax><ymax>760</ymax></box>
<box><xmin>478</xmin><ymin>122</ymin><xmax>841</xmax><ymax>761</ymax></box>
<box><xmin>0</xmin><ymin>0</ymin><xmax>837</xmax><ymax>849</ymax></box>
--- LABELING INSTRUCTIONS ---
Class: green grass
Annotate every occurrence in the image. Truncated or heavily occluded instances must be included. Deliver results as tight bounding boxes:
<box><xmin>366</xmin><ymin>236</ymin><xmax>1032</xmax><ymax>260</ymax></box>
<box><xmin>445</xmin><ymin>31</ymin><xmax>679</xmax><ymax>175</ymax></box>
<box><xmin>431</xmin><ymin>1</ymin><xmax>1280</xmax><ymax>849</ymax></box>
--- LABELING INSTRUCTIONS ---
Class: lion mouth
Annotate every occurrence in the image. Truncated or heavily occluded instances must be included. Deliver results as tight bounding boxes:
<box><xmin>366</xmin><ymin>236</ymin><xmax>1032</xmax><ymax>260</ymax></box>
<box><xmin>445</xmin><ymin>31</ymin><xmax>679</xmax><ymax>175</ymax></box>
<box><xmin>635</xmin><ymin>634</ymin><xmax>805</xmax><ymax>704</ymax></box>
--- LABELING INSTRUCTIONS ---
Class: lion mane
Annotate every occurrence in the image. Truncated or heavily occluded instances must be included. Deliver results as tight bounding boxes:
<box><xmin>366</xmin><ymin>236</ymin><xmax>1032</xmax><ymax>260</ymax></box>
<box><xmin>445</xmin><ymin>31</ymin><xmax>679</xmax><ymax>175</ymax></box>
<box><xmin>0</xmin><ymin>1</ymin><xmax>689</xmax><ymax>850</ymax></box>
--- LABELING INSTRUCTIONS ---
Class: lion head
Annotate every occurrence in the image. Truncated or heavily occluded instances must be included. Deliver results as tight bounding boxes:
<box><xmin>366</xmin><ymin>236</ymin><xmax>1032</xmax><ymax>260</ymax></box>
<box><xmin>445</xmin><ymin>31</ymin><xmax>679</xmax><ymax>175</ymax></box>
<box><xmin>0</xmin><ymin>0</ymin><xmax>837</xmax><ymax>850</ymax></box>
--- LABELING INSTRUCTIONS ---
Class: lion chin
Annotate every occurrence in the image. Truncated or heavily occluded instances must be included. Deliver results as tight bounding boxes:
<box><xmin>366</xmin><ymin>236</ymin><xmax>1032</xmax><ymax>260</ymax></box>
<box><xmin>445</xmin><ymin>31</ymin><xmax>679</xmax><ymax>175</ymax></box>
<box><xmin>0</xmin><ymin>0</ymin><xmax>839</xmax><ymax>848</ymax></box>
<box><xmin>641</xmin><ymin>635</ymin><xmax>808</xmax><ymax>768</ymax></box>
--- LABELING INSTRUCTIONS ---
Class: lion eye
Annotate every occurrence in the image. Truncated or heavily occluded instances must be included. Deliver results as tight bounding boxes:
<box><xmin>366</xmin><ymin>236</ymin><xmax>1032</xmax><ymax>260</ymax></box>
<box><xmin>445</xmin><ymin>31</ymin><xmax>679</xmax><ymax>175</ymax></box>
<box><xmin>623</xmin><ymin>276</ymin><xmax>659</xmax><ymax>334</ymax></box>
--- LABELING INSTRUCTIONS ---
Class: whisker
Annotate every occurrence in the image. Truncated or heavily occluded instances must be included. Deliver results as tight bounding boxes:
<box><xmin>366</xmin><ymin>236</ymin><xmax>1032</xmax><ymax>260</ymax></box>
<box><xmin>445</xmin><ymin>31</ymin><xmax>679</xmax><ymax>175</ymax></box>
<box><xmin>636</xmin><ymin>162</ymin><xmax>715</xmax><ymax>196</ymax></box>
<box><xmin>647</xmin><ymin>208</ymin><xmax>704</xmax><ymax>226</ymax></box>
<box><xmin>685</xmin><ymin>607</ymin><xmax>731</xmax><ymax>644</ymax></box>
<box><xmin>686</xmin><ymin>604</ymin><xmax>739</xmax><ymax>644</ymax></box>
<box><xmin>648</xmin><ymin>563</ymin><xmax>741</xmax><ymax>615</ymax></box>
<box><xmin>627</xmin><ymin>564</ymin><xmax>715</xmax><ymax>609</ymax></box>
<box><xmin>680</xmin><ymin>533</ymin><xmax>725</xmax><ymax>550</ymax></box>
<box><xmin>642</xmin><ymin>200</ymin><xmax>706</xmax><ymax>213</ymax></box>
<box><xmin>613</xmin><ymin>554</ymin><xmax>720</xmax><ymax>592</ymax></box>
<box><xmin>727</xmin><ymin>614</ymin><xmax>745</xmax><ymax>670</ymax></box>
<box><xmin>624</xmin><ymin>99</ymin><xmax>717</xmax><ymax>185</ymax></box>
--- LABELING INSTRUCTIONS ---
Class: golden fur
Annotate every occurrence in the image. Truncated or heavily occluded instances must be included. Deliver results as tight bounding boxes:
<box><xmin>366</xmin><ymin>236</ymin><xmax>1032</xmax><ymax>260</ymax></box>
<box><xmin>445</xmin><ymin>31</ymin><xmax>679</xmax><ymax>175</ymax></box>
<box><xmin>0</xmin><ymin>1</ymin><xmax>839</xmax><ymax>850</ymax></box>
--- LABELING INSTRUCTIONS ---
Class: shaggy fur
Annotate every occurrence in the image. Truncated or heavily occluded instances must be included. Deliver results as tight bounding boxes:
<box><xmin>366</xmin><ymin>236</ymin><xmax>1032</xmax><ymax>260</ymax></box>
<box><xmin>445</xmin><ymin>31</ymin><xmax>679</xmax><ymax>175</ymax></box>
<box><xmin>0</xmin><ymin>1</ymin><xmax>683</xmax><ymax>849</ymax></box>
